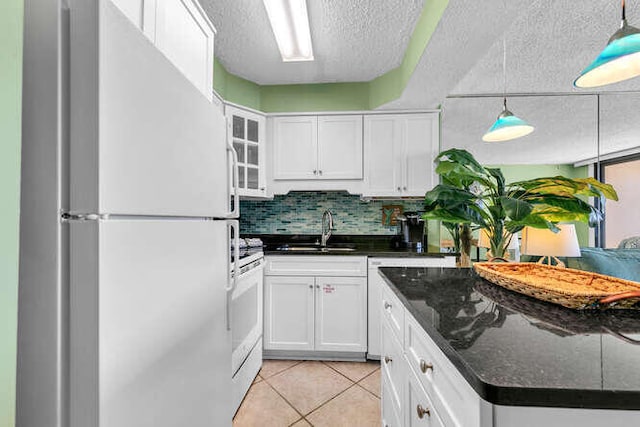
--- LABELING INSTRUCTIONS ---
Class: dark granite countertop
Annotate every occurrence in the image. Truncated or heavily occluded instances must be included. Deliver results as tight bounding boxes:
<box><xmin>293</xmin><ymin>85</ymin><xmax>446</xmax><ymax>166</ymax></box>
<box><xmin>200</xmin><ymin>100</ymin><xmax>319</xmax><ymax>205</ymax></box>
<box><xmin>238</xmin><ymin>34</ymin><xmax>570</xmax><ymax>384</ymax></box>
<box><xmin>378</xmin><ymin>267</ymin><xmax>640</xmax><ymax>410</ymax></box>
<box><xmin>245</xmin><ymin>234</ymin><xmax>456</xmax><ymax>258</ymax></box>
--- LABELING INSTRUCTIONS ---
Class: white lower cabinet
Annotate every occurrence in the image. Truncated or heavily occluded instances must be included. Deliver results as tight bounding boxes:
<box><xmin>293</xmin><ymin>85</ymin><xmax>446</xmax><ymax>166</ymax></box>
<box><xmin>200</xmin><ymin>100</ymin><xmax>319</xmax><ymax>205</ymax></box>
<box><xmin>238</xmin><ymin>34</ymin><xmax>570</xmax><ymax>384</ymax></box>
<box><xmin>405</xmin><ymin>365</ymin><xmax>445</xmax><ymax>427</ymax></box>
<box><xmin>264</xmin><ymin>256</ymin><xmax>367</xmax><ymax>354</ymax></box>
<box><xmin>368</xmin><ymin>257</ymin><xmax>456</xmax><ymax>359</ymax></box>
<box><xmin>382</xmin><ymin>365</ymin><xmax>403</xmax><ymax>427</ymax></box>
<box><xmin>315</xmin><ymin>277</ymin><xmax>367</xmax><ymax>352</ymax></box>
<box><xmin>263</xmin><ymin>276</ymin><xmax>315</xmax><ymax>351</ymax></box>
<box><xmin>381</xmin><ymin>281</ymin><xmax>640</xmax><ymax>427</ymax></box>
<box><xmin>381</xmin><ymin>280</ymin><xmax>482</xmax><ymax>427</ymax></box>
<box><xmin>381</xmin><ymin>315</ymin><xmax>405</xmax><ymax>418</ymax></box>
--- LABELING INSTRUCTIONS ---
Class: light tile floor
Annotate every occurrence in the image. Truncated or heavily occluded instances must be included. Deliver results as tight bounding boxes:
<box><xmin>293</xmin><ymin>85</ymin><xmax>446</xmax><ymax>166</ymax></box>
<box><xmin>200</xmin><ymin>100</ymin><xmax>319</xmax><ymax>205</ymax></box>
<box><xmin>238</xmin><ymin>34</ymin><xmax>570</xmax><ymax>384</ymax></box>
<box><xmin>233</xmin><ymin>360</ymin><xmax>381</xmax><ymax>427</ymax></box>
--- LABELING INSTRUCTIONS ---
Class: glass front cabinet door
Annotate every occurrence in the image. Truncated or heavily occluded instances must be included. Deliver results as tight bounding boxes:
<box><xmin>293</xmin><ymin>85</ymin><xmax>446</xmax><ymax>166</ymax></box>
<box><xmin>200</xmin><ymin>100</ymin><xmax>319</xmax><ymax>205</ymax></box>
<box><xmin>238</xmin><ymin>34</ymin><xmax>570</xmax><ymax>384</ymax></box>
<box><xmin>226</xmin><ymin>105</ymin><xmax>267</xmax><ymax>197</ymax></box>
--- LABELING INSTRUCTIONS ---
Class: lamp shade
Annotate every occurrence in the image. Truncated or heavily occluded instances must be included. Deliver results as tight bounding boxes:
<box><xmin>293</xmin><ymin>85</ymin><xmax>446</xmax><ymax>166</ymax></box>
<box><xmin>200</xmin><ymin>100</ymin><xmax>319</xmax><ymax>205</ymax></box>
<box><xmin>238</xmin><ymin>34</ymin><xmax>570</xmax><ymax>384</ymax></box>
<box><xmin>477</xmin><ymin>229</ymin><xmax>491</xmax><ymax>248</ymax></box>
<box><xmin>477</xmin><ymin>230</ymin><xmax>520</xmax><ymax>249</ymax></box>
<box><xmin>574</xmin><ymin>25</ymin><xmax>640</xmax><ymax>88</ymax></box>
<box><xmin>521</xmin><ymin>225</ymin><xmax>581</xmax><ymax>258</ymax></box>
<box><xmin>482</xmin><ymin>109</ymin><xmax>534</xmax><ymax>142</ymax></box>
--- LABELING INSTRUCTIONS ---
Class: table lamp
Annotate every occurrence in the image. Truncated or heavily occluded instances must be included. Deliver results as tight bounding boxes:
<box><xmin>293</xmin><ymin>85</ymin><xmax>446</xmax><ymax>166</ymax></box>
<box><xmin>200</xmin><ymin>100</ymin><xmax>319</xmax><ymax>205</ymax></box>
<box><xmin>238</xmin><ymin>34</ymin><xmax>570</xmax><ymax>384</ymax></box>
<box><xmin>521</xmin><ymin>224</ymin><xmax>581</xmax><ymax>268</ymax></box>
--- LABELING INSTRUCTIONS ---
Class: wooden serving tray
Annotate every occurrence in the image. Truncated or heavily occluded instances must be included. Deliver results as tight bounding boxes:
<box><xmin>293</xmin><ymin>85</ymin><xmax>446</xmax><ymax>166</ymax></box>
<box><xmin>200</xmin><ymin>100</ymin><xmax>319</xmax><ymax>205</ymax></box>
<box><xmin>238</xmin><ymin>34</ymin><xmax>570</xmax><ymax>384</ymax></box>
<box><xmin>473</xmin><ymin>262</ymin><xmax>640</xmax><ymax>310</ymax></box>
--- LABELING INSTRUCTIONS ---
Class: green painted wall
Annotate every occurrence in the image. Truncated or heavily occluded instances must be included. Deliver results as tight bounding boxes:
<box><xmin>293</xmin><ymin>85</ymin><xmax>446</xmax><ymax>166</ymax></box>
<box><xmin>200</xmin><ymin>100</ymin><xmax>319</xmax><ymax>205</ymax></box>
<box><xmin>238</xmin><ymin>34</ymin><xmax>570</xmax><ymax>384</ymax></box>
<box><xmin>260</xmin><ymin>82</ymin><xmax>370</xmax><ymax>112</ymax></box>
<box><xmin>212</xmin><ymin>0</ymin><xmax>449</xmax><ymax>112</ymax></box>
<box><xmin>0</xmin><ymin>0</ymin><xmax>23</xmax><ymax>426</ymax></box>
<box><xmin>369</xmin><ymin>0</ymin><xmax>449</xmax><ymax>108</ymax></box>
<box><xmin>213</xmin><ymin>59</ymin><xmax>262</xmax><ymax>110</ymax></box>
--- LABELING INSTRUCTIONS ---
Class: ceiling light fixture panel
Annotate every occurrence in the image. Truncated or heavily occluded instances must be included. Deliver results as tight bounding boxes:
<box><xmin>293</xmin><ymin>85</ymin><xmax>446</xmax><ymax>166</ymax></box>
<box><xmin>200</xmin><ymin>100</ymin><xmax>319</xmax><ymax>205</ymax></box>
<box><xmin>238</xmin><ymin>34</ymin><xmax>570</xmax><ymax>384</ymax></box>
<box><xmin>263</xmin><ymin>0</ymin><xmax>314</xmax><ymax>62</ymax></box>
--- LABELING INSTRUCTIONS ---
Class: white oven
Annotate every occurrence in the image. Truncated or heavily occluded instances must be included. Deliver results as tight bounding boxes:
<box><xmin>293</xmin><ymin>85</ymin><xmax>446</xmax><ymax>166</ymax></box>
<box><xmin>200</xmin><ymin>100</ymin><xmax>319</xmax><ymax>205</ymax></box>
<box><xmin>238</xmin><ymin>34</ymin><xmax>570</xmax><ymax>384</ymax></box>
<box><xmin>231</xmin><ymin>252</ymin><xmax>264</xmax><ymax>413</ymax></box>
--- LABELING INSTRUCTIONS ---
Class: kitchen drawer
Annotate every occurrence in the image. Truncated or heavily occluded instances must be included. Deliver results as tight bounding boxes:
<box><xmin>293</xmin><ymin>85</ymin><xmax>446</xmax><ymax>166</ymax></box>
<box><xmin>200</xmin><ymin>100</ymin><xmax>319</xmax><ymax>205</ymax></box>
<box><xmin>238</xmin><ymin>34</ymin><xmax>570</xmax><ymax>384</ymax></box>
<box><xmin>405</xmin><ymin>358</ymin><xmax>445</xmax><ymax>427</ymax></box>
<box><xmin>382</xmin><ymin>367</ymin><xmax>403</xmax><ymax>427</ymax></box>
<box><xmin>382</xmin><ymin>314</ymin><xmax>405</xmax><ymax>418</ymax></box>
<box><xmin>405</xmin><ymin>313</ymin><xmax>480</xmax><ymax>427</ymax></box>
<box><xmin>264</xmin><ymin>255</ymin><xmax>367</xmax><ymax>277</ymax></box>
<box><xmin>381</xmin><ymin>282</ymin><xmax>405</xmax><ymax>346</ymax></box>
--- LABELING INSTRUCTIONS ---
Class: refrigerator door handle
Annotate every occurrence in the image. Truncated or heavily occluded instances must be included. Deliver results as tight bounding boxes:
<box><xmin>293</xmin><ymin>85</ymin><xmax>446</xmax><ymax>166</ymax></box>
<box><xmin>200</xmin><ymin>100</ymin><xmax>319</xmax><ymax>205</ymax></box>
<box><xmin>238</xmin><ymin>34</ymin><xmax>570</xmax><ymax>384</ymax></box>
<box><xmin>226</xmin><ymin>118</ymin><xmax>240</xmax><ymax>219</ymax></box>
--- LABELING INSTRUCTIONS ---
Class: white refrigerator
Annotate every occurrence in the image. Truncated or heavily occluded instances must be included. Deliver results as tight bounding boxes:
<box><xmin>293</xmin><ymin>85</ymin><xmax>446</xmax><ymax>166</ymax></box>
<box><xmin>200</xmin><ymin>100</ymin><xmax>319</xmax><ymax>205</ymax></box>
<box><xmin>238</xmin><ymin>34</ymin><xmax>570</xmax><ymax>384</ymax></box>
<box><xmin>19</xmin><ymin>1</ymin><xmax>237</xmax><ymax>427</ymax></box>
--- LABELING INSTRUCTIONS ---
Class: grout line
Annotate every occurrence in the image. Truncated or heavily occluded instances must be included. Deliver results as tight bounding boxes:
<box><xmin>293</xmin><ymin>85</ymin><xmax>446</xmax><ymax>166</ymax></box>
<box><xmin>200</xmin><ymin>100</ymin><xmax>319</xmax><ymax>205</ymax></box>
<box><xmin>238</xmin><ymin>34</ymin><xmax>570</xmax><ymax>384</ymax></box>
<box><xmin>260</xmin><ymin>359</ymin><xmax>303</xmax><ymax>380</ymax></box>
<box><xmin>320</xmin><ymin>360</ymin><xmax>363</xmax><ymax>384</ymax></box>
<box><xmin>321</xmin><ymin>360</ymin><xmax>381</xmax><ymax>386</ymax></box>
<box><xmin>354</xmin><ymin>381</ymin><xmax>381</xmax><ymax>400</ymax></box>
<box><xmin>267</xmin><ymin>361</ymin><xmax>357</xmax><ymax>418</ymax></box>
<box><xmin>304</xmin><ymin>382</ymin><xmax>362</xmax><ymax>419</ymax></box>
<box><xmin>262</xmin><ymin>375</ymin><xmax>306</xmax><ymax>420</ymax></box>
<box><xmin>356</xmin><ymin>367</ymin><xmax>382</xmax><ymax>398</ymax></box>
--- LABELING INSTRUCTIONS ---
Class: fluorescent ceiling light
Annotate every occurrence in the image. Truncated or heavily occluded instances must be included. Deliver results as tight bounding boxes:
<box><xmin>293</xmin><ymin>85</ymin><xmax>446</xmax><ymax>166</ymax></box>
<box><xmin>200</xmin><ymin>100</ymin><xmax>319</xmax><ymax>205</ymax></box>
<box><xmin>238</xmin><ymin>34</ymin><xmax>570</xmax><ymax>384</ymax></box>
<box><xmin>263</xmin><ymin>0</ymin><xmax>314</xmax><ymax>62</ymax></box>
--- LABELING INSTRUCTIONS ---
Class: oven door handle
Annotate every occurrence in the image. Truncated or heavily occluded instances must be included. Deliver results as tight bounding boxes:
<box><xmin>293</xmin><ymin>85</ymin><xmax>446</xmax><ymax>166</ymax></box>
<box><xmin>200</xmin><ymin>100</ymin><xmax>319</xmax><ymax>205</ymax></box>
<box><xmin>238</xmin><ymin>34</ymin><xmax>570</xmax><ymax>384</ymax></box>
<box><xmin>226</xmin><ymin>220</ymin><xmax>240</xmax><ymax>331</ymax></box>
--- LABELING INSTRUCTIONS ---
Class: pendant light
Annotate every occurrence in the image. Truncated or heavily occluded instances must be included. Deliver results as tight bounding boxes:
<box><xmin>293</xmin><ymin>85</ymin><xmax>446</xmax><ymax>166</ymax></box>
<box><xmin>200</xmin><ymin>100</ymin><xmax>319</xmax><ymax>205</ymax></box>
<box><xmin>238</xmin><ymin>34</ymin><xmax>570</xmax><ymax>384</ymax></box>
<box><xmin>574</xmin><ymin>0</ymin><xmax>640</xmax><ymax>88</ymax></box>
<box><xmin>482</xmin><ymin>33</ymin><xmax>534</xmax><ymax>142</ymax></box>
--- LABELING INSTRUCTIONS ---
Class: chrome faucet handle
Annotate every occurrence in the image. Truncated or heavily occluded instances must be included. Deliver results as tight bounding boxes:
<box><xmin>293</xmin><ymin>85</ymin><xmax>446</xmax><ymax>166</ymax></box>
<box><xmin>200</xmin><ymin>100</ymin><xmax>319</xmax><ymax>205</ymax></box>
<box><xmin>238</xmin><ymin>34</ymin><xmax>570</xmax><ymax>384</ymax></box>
<box><xmin>321</xmin><ymin>209</ymin><xmax>334</xmax><ymax>247</ymax></box>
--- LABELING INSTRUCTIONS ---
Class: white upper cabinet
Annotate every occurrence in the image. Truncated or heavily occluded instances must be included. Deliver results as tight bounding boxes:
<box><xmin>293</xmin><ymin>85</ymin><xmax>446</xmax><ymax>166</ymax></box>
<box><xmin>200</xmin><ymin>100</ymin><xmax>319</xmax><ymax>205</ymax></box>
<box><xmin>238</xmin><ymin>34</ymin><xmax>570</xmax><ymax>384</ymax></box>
<box><xmin>272</xmin><ymin>116</ymin><xmax>318</xmax><ymax>180</ymax></box>
<box><xmin>405</xmin><ymin>114</ymin><xmax>440</xmax><ymax>195</ymax></box>
<box><xmin>363</xmin><ymin>113</ymin><xmax>440</xmax><ymax>197</ymax></box>
<box><xmin>227</xmin><ymin>105</ymin><xmax>267</xmax><ymax>197</ymax></box>
<box><xmin>109</xmin><ymin>0</ymin><xmax>215</xmax><ymax>101</ymax></box>
<box><xmin>154</xmin><ymin>0</ymin><xmax>215</xmax><ymax>100</ymax></box>
<box><xmin>317</xmin><ymin>115</ymin><xmax>363</xmax><ymax>179</ymax></box>
<box><xmin>272</xmin><ymin>115</ymin><xmax>363</xmax><ymax>181</ymax></box>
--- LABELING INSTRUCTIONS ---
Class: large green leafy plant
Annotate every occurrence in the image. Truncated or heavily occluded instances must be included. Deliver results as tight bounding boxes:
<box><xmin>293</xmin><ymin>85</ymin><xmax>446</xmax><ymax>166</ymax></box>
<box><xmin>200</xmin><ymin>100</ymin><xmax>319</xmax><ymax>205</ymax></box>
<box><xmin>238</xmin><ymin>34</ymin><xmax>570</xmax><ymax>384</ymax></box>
<box><xmin>423</xmin><ymin>149</ymin><xmax>618</xmax><ymax>260</ymax></box>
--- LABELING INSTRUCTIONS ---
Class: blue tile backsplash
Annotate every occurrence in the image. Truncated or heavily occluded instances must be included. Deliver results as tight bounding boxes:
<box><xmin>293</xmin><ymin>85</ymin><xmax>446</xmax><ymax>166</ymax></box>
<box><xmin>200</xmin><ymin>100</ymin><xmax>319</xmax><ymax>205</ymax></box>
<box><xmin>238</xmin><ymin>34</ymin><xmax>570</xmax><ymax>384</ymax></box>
<box><xmin>240</xmin><ymin>191</ymin><xmax>425</xmax><ymax>235</ymax></box>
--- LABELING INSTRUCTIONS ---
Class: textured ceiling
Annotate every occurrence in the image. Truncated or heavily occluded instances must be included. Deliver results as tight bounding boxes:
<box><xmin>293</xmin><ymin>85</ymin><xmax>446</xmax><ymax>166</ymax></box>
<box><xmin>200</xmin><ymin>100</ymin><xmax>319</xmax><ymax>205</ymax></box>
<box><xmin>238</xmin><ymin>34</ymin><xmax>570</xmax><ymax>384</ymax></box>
<box><xmin>386</xmin><ymin>0</ymin><xmax>640</xmax><ymax>110</ymax></box>
<box><xmin>441</xmin><ymin>93</ymin><xmax>640</xmax><ymax>165</ymax></box>
<box><xmin>450</xmin><ymin>0</ymin><xmax>640</xmax><ymax>95</ymax></box>
<box><xmin>201</xmin><ymin>0</ymin><xmax>425</xmax><ymax>85</ymax></box>
<box><xmin>389</xmin><ymin>0</ymin><xmax>640</xmax><ymax>165</ymax></box>
<box><xmin>382</xmin><ymin>0</ymin><xmax>533</xmax><ymax>110</ymax></box>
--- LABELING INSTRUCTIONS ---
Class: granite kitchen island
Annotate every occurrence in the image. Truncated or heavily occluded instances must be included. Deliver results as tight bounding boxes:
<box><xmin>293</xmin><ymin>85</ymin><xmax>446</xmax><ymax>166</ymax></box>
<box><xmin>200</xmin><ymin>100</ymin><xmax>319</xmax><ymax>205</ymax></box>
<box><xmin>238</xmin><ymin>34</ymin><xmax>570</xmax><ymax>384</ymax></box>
<box><xmin>378</xmin><ymin>266</ymin><xmax>640</xmax><ymax>427</ymax></box>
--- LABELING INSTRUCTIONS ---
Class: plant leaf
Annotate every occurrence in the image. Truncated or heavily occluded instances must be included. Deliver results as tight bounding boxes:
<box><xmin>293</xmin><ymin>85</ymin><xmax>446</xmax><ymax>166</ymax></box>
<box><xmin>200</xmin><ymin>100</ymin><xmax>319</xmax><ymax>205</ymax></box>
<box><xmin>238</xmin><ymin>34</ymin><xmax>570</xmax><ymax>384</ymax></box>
<box><xmin>499</xmin><ymin>197</ymin><xmax>533</xmax><ymax>221</ymax></box>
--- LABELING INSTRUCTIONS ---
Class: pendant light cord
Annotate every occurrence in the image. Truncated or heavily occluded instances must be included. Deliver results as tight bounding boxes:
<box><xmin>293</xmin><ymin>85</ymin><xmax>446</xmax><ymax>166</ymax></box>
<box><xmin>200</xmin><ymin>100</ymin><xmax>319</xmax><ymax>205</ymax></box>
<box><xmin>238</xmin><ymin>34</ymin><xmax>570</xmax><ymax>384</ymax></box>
<box><xmin>503</xmin><ymin>35</ymin><xmax>507</xmax><ymax>107</ymax></box>
<box><xmin>503</xmin><ymin>0</ymin><xmax>507</xmax><ymax>108</ymax></box>
<box><xmin>622</xmin><ymin>0</ymin><xmax>626</xmax><ymax>21</ymax></box>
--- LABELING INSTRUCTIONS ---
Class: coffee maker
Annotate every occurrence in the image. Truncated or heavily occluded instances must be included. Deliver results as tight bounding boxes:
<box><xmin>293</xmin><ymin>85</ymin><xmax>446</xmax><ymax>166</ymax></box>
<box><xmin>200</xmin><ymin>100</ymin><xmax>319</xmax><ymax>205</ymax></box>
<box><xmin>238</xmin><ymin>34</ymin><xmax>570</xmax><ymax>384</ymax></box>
<box><xmin>397</xmin><ymin>212</ymin><xmax>426</xmax><ymax>249</ymax></box>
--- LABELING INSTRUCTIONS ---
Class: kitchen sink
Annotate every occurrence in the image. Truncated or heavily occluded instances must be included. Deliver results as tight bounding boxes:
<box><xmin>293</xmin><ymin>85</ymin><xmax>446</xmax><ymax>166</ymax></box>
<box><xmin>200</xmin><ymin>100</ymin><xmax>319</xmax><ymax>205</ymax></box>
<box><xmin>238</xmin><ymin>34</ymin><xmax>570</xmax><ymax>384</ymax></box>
<box><xmin>276</xmin><ymin>246</ymin><xmax>357</xmax><ymax>253</ymax></box>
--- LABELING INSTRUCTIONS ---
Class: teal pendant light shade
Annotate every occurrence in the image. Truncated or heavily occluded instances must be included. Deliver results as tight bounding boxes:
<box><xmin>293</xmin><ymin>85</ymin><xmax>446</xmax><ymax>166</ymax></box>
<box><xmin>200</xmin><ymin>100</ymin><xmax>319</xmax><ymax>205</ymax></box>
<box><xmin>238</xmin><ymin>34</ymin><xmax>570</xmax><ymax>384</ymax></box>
<box><xmin>575</xmin><ymin>1</ymin><xmax>640</xmax><ymax>88</ymax></box>
<box><xmin>483</xmin><ymin>17</ymin><xmax>534</xmax><ymax>143</ymax></box>
<box><xmin>482</xmin><ymin>98</ymin><xmax>534</xmax><ymax>142</ymax></box>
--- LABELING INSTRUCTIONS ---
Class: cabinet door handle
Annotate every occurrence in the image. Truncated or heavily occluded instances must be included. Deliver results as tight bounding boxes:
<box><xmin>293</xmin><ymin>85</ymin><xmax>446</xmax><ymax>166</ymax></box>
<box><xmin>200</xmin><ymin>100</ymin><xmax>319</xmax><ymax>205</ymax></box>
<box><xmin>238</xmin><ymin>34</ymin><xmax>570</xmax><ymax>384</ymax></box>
<box><xmin>416</xmin><ymin>404</ymin><xmax>430</xmax><ymax>419</ymax></box>
<box><xmin>420</xmin><ymin>359</ymin><xmax>434</xmax><ymax>374</ymax></box>
<box><xmin>313</xmin><ymin>170</ymin><xmax>317</xmax><ymax>175</ymax></box>
<box><xmin>384</xmin><ymin>356</ymin><xmax>393</xmax><ymax>364</ymax></box>
<box><xmin>319</xmin><ymin>170</ymin><xmax>323</xmax><ymax>175</ymax></box>
<box><xmin>403</xmin><ymin>186</ymin><xmax>407</xmax><ymax>191</ymax></box>
<box><xmin>397</xmin><ymin>186</ymin><xmax>401</xmax><ymax>191</ymax></box>
<box><xmin>309</xmin><ymin>285</ymin><xmax>313</xmax><ymax>289</ymax></box>
<box><xmin>316</xmin><ymin>284</ymin><xmax>320</xmax><ymax>289</ymax></box>
<box><xmin>384</xmin><ymin>301</ymin><xmax>392</xmax><ymax>310</ymax></box>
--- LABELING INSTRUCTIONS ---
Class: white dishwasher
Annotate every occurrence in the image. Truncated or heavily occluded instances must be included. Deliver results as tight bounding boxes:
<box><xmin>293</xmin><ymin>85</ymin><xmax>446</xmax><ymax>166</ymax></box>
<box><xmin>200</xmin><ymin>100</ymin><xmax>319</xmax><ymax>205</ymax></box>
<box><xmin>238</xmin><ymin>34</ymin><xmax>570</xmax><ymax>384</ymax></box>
<box><xmin>367</xmin><ymin>257</ymin><xmax>456</xmax><ymax>359</ymax></box>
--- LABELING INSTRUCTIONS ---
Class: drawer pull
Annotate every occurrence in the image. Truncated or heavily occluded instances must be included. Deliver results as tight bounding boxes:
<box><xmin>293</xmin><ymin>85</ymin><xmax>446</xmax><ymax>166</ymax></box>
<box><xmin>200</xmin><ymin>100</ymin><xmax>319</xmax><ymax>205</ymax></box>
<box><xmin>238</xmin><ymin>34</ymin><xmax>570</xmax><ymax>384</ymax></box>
<box><xmin>384</xmin><ymin>301</ymin><xmax>392</xmax><ymax>310</ymax></box>
<box><xmin>419</xmin><ymin>359</ymin><xmax>434</xmax><ymax>374</ymax></box>
<box><xmin>384</xmin><ymin>356</ymin><xmax>393</xmax><ymax>364</ymax></box>
<box><xmin>416</xmin><ymin>404</ymin><xmax>430</xmax><ymax>419</ymax></box>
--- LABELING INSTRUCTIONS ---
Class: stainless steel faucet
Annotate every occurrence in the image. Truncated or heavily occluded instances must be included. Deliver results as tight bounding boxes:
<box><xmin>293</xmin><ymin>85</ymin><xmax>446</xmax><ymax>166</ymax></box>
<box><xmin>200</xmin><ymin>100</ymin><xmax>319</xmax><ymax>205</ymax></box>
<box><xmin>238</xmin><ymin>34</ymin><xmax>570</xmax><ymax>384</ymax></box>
<box><xmin>321</xmin><ymin>209</ymin><xmax>334</xmax><ymax>247</ymax></box>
